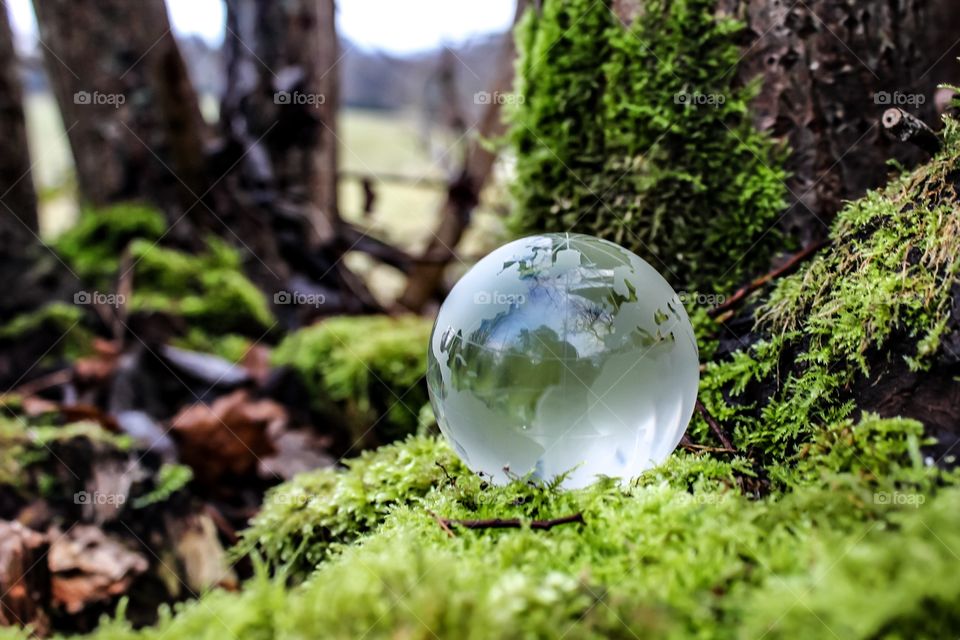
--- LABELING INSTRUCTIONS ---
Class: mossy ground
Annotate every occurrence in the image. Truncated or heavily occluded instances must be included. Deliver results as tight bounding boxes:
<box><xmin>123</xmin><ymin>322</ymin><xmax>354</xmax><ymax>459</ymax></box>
<box><xmin>272</xmin><ymin>315</ymin><xmax>433</xmax><ymax>443</ymax></box>
<box><xmin>694</xmin><ymin>116</ymin><xmax>960</xmax><ymax>477</ymax></box>
<box><xmin>10</xmin><ymin>420</ymin><xmax>959</xmax><ymax>639</ymax></box>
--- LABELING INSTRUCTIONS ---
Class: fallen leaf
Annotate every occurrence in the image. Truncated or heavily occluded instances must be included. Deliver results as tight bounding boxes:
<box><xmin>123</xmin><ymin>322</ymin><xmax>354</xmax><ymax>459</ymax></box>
<box><xmin>170</xmin><ymin>390</ymin><xmax>283</xmax><ymax>486</ymax></box>
<box><xmin>48</xmin><ymin>525</ymin><xmax>148</xmax><ymax>615</ymax></box>
<box><xmin>74</xmin><ymin>339</ymin><xmax>120</xmax><ymax>385</ymax></box>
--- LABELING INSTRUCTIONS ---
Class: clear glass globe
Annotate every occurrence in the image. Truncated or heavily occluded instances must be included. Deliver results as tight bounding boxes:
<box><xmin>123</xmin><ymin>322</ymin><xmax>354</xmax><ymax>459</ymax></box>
<box><xmin>427</xmin><ymin>233</ymin><xmax>699</xmax><ymax>489</ymax></box>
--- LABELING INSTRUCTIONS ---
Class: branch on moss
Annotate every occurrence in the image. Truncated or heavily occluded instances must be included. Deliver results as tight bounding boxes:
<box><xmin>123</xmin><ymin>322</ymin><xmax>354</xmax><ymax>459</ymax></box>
<box><xmin>882</xmin><ymin>108</ymin><xmax>941</xmax><ymax>156</ymax></box>
<box><xmin>437</xmin><ymin>512</ymin><xmax>584</xmax><ymax>532</ymax></box>
<box><xmin>679</xmin><ymin>434</ymin><xmax>736</xmax><ymax>454</ymax></box>
<box><xmin>709</xmin><ymin>239</ymin><xmax>829</xmax><ymax>319</ymax></box>
<box><xmin>429</xmin><ymin>510</ymin><xmax>457</xmax><ymax>538</ymax></box>
<box><xmin>694</xmin><ymin>400</ymin><xmax>736</xmax><ymax>451</ymax></box>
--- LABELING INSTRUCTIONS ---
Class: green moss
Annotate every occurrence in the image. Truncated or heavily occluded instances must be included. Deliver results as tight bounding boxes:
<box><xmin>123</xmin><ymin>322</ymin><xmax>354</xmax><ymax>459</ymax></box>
<box><xmin>132</xmin><ymin>463</ymin><xmax>194</xmax><ymax>509</ymax></box>
<box><xmin>0</xmin><ymin>302</ymin><xmax>93</xmax><ymax>360</ymax></box>
<box><xmin>272</xmin><ymin>315</ymin><xmax>433</xmax><ymax>443</ymax></box>
<box><xmin>509</xmin><ymin>0</ymin><xmax>787</xmax><ymax>293</ymax></box>
<box><xmin>54</xmin><ymin>204</ymin><xmax>167</xmax><ymax>286</ymax></box>
<box><xmin>694</xmin><ymin>116</ymin><xmax>960</xmax><ymax>471</ymax></box>
<box><xmin>743</xmin><ymin>488</ymin><xmax>960</xmax><ymax>639</ymax></box>
<box><xmin>128</xmin><ymin>237</ymin><xmax>274</xmax><ymax>335</ymax></box>
<box><xmin>15</xmin><ymin>424</ymin><xmax>959</xmax><ymax>640</ymax></box>
<box><xmin>54</xmin><ymin>203</ymin><xmax>274</xmax><ymax>339</ymax></box>
<box><xmin>236</xmin><ymin>434</ymin><xmax>464</xmax><ymax>573</ymax></box>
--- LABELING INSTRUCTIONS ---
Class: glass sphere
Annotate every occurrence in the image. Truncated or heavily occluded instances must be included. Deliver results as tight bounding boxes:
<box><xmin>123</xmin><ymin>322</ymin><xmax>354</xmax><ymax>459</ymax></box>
<box><xmin>427</xmin><ymin>233</ymin><xmax>699</xmax><ymax>489</ymax></box>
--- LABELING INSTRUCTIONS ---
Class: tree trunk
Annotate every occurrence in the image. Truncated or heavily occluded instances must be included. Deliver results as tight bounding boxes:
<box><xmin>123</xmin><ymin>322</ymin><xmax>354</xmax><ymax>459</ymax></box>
<box><xmin>219</xmin><ymin>0</ymin><xmax>379</xmax><ymax>315</ymax></box>
<box><xmin>0</xmin><ymin>4</ymin><xmax>37</xmax><ymax>240</ymax></box>
<box><xmin>0</xmin><ymin>5</ymin><xmax>77</xmax><ymax>322</ymax></box>
<box><xmin>220</xmin><ymin>0</ymin><xmax>341</xmax><ymax>248</ymax></box>
<box><xmin>608</xmin><ymin>0</ymin><xmax>960</xmax><ymax>243</ymax></box>
<box><xmin>31</xmin><ymin>0</ymin><xmax>208</xmax><ymax>225</ymax></box>
<box><xmin>714</xmin><ymin>0</ymin><xmax>960</xmax><ymax>243</ymax></box>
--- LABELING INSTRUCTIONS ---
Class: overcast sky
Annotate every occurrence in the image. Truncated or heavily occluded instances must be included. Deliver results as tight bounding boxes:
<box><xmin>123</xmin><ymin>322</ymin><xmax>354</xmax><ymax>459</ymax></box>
<box><xmin>5</xmin><ymin>0</ymin><xmax>516</xmax><ymax>55</ymax></box>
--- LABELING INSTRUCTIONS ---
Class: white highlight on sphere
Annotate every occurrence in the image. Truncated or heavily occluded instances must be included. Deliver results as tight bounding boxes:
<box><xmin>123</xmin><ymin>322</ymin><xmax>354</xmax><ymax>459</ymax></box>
<box><xmin>427</xmin><ymin>233</ymin><xmax>699</xmax><ymax>489</ymax></box>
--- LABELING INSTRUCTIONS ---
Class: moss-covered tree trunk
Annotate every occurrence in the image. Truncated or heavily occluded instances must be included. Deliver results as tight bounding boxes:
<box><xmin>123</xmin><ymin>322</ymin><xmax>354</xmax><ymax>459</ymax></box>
<box><xmin>31</xmin><ymin>0</ymin><xmax>208</xmax><ymax>228</ymax></box>
<box><xmin>716</xmin><ymin>0</ymin><xmax>960</xmax><ymax>243</ymax></box>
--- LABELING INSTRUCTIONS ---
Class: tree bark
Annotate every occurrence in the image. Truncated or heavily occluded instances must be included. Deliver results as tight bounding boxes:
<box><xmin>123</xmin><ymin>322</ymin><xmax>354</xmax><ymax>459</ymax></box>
<box><xmin>31</xmin><ymin>0</ymin><xmax>207</xmax><ymax>223</ymax></box>
<box><xmin>218</xmin><ymin>0</ymin><xmax>382</xmax><ymax>315</ymax></box>
<box><xmin>0</xmin><ymin>5</ymin><xmax>77</xmax><ymax>323</ymax></box>
<box><xmin>608</xmin><ymin>0</ymin><xmax>960</xmax><ymax>243</ymax></box>
<box><xmin>220</xmin><ymin>0</ymin><xmax>341</xmax><ymax>248</ymax></box>
<box><xmin>713</xmin><ymin>0</ymin><xmax>960</xmax><ymax>243</ymax></box>
<box><xmin>0</xmin><ymin>4</ymin><xmax>37</xmax><ymax>239</ymax></box>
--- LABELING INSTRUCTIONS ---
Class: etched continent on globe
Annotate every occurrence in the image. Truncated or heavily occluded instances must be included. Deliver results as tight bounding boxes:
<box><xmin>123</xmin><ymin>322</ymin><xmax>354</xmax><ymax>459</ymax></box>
<box><xmin>427</xmin><ymin>233</ymin><xmax>699</xmax><ymax>488</ymax></box>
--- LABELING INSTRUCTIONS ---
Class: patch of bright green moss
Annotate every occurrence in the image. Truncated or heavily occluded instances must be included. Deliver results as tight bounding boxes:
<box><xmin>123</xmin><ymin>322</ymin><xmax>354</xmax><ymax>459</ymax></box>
<box><xmin>54</xmin><ymin>203</ymin><xmax>274</xmax><ymax>338</ymax></box>
<box><xmin>0</xmin><ymin>302</ymin><xmax>94</xmax><ymax>363</ymax></box>
<box><xmin>54</xmin><ymin>204</ymin><xmax>166</xmax><ymax>287</ymax></box>
<box><xmin>272</xmin><ymin>315</ymin><xmax>432</xmax><ymax>442</ymax></box>
<box><xmin>235</xmin><ymin>434</ymin><xmax>464</xmax><ymax>572</ymax></box>
<box><xmin>509</xmin><ymin>0</ymin><xmax>787</xmax><ymax>294</ymax></box>
<box><xmin>694</xmin><ymin>116</ymin><xmax>960</xmax><ymax>471</ymax></box>
<box><xmin>128</xmin><ymin>236</ymin><xmax>274</xmax><ymax>334</ymax></box>
<box><xmin>16</xmin><ymin>423</ymin><xmax>960</xmax><ymax>640</ymax></box>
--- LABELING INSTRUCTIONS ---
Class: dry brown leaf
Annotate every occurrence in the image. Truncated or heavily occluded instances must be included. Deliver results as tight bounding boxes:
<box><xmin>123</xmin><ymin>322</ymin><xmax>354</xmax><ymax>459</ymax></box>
<box><xmin>48</xmin><ymin>525</ymin><xmax>148</xmax><ymax>615</ymax></box>
<box><xmin>164</xmin><ymin>512</ymin><xmax>238</xmax><ymax>593</ymax></box>
<box><xmin>73</xmin><ymin>339</ymin><xmax>120</xmax><ymax>385</ymax></box>
<box><xmin>170</xmin><ymin>390</ymin><xmax>284</xmax><ymax>485</ymax></box>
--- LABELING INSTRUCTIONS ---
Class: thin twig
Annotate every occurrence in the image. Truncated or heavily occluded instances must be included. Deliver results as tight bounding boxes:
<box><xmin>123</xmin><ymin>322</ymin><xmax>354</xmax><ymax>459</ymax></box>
<box><xmin>437</xmin><ymin>512</ymin><xmax>584</xmax><ymax>532</ymax></box>
<box><xmin>679</xmin><ymin>434</ymin><xmax>737</xmax><ymax>453</ymax></box>
<box><xmin>429</xmin><ymin>511</ymin><xmax>456</xmax><ymax>538</ymax></box>
<box><xmin>709</xmin><ymin>239</ymin><xmax>829</xmax><ymax>319</ymax></box>
<box><xmin>695</xmin><ymin>400</ymin><xmax>736</xmax><ymax>451</ymax></box>
<box><xmin>680</xmin><ymin>441</ymin><xmax>737</xmax><ymax>454</ymax></box>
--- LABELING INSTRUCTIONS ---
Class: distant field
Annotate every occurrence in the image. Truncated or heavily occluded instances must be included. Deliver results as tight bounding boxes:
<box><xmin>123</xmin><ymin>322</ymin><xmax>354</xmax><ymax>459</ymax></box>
<box><xmin>337</xmin><ymin>108</ymin><xmax>510</xmax><ymax>304</ymax></box>
<box><xmin>24</xmin><ymin>93</ymin><xmax>77</xmax><ymax>237</ymax></box>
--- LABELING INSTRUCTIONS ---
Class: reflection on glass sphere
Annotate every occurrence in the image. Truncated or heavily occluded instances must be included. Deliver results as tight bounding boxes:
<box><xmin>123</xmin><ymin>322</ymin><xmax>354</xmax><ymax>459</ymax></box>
<box><xmin>427</xmin><ymin>233</ymin><xmax>699</xmax><ymax>489</ymax></box>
